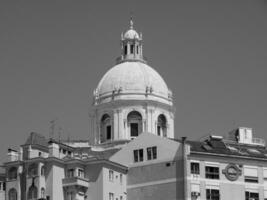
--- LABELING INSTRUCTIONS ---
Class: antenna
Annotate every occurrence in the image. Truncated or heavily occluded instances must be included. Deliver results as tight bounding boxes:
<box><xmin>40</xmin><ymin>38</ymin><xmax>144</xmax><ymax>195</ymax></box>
<box><xmin>58</xmin><ymin>126</ymin><xmax>63</xmax><ymax>143</ymax></box>
<box><xmin>49</xmin><ymin>118</ymin><xmax>58</xmax><ymax>139</ymax></box>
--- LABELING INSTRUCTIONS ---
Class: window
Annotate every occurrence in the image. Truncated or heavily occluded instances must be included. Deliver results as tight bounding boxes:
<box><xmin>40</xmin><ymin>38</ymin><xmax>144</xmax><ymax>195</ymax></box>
<box><xmin>109</xmin><ymin>193</ymin><xmax>114</xmax><ymax>200</ymax></box>
<box><xmin>41</xmin><ymin>188</ymin><xmax>45</xmax><ymax>198</ymax></box>
<box><xmin>120</xmin><ymin>196</ymin><xmax>123</xmax><ymax>200</ymax></box>
<box><xmin>41</xmin><ymin>166</ymin><xmax>45</xmax><ymax>176</ymax></box>
<box><xmin>264</xmin><ymin>190</ymin><xmax>267</xmax><ymax>200</ymax></box>
<box><xmin>147</xmin><ymin>146</ymin><xmax>157</xmax><ymax>160</ymax></box>
<box><xmin>38</xmin><ymin>152</ymin><xmax>42</xmax><ymax>157</ymax></box>
<box><xmin>191</xmin><ymin>162</ymin><xmax>200</xmax><ymax>175</ymax></box>
<box><xmin>63</xmin><ymin>149</ymin><xmax>67</xmax><ymax>154</ymax></box>
<box><xmin>106</xmin><ymin>126</ymin><xmax>111</xmax><ymax>140</ymax></box>
<box><xmin>101</xmin><ymin>114</ymin><xmax>112</xmax><ymax>143</ymax></box>
<box><xmin>109</xmin><ymin>170</ymin><xmax>114</xmax><ymax>181</ymax></box>
<box><xmin>120</xmin><ymin>174</ymin><xmax>123</xmax><ymax>184</ymax></box>
<box><xmin>152</xmin><ymin>146</ymin><xmax>157</xmax><ymax>159</ymax></box>
<box><xmin>205</xmin><ymin>166</ymin><xmax>219</xmax><ymax>179</ymax></box>
<box><xmin>127</xmin><ymin>111</ymin><xmax>142</xmax><ymax>138</ymax></box>
<box><xmin>244</xmin><ymin>166</ymin><xmax>258</xmax><ymax>183</ymax></box>
<box><xmin>130</xmin><ymin>123</ymin><xmax>138</xmax><ymax>137</ymax></box>
<box><xmin>130</xmin><ymin>45</ymin><xmax>134</xmax><ymax>54</ymax></box>
<box><xmin>67</xmin><ymin>192</ymin><xmax>74</xmax><ymax>200</ymax></box>
<box><xmin>124</xmin><ymin>45</ymin><xmax>127</xmax><ymax>55</ymax></box>
<box><xmin>136</xmin><ymin>46</ymin><xmax>139</xmax><ymax>54</ymax></box>
<box><xmin>157</xmin><ymin>126</ymin><xmax>161</xmax><ymax>136</ymax></box>
<box><xmin>245</xmin><ymin>191</ymin><xmax>259</xmax><ymax>200</ymax></box>
<box><xmin>28</xmin><ymin>186</ymin><xmax>37</xmax><ymax>200</ymax></box>
<box><xmin>78</xmin><ymin>169</ymin><xmax>84</xmax><ymax>178</ymax></box>
<box><xmin>3</xmin><ymin>182</ymin><xmax>5</xmax><ymax>191</ymax></box>
<box><xmin>28</xmin><ymin>164</ymin><xmax>38</xmax><ymax>177</ymax></box>
<box><xmin>157</xmin><ymin>114</ymin><xmax>167</xmax><ymax>137</ymax></box>
<box><xmin>245</xmin><ymin>176</ymin><xmax>258</xmax><ymax>183</ymax></box>
<box><xmin>206</xmin><ymin>189</ymin><xmax>220</xmax><ymax>200</ymax></box>
<box><xmin>133</xmin><ymin>149</ymin><xmax>143</xmax><ymax>162</ymax></box>
<box><xmin>8</xmin><ymin>167</ymin><xmax>17</xmax><ymax>180</ymax></box>
<box><xmin>9</xmin><ymin>188</ymin><xmax>17</xmax><ymax>200</ymax></box>
<box><xmin>67</xmin><ymin>169</ymin><xmax>74</xmax><ymax>178</ymax></box>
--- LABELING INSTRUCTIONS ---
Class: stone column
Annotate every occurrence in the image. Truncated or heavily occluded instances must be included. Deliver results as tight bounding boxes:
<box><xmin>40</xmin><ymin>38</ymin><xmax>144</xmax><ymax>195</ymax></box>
<box><xmin>113</xmin><ymin>110</ymin><xmax>118</xmax><ymax>140</ymax></box>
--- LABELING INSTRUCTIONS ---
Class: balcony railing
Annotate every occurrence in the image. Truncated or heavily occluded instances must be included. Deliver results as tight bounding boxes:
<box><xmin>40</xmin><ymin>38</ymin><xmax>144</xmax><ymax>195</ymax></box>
<box><xmin>252</xmin><ymin>138</ymin><xmax>266</xmax><ymax>146</ymax></box>
<box><xmin>62</xmin><ymin>176</ymin><xmax>89</xmax><ymax>188</ymax></box>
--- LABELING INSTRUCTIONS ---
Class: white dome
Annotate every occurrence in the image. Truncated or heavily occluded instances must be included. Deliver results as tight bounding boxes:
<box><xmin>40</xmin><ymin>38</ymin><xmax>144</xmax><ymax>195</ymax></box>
<box><xmin>96</xmin><ymin>62</ymin><xmax>171</xmax><ymax>103</ymax></box>
<box><xmin>124</xmin><ymin>29</ymin><xmax>139</xmax><ymax>39</ymax></box>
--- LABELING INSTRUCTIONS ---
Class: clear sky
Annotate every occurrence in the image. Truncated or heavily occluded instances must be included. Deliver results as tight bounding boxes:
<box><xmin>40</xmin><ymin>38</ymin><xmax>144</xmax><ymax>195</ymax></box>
<box><xmin>0</xmin><ymin>1</ymin><xmax>267</xmax><ymax>161</ymax></box>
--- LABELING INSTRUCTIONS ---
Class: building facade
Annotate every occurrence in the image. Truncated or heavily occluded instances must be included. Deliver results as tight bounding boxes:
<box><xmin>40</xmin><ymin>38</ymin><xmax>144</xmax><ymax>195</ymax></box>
<box><xmin>2</xmin><ymin>20</ymin><xmax>267</xmax><ymax>200</ymax></box>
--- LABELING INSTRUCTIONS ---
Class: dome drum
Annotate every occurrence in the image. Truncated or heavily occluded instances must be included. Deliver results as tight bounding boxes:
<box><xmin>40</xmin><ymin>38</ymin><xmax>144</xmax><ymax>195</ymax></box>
<box><xmin>90</xmin><ymin>103</ymin><xmax>174</xmax><ymax>144</ymax></box>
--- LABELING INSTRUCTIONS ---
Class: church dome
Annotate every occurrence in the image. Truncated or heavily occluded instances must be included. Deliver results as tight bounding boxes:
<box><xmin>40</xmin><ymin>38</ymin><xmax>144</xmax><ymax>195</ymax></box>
<box><xmin>93</xmin><ymin>19</ymin><xmax>173</xmax><ymax>106</ymax></box>
<box><xmin>95</xmin><ymin>61</ymin><xmax>171</xmax><ymax>104</ymax></box>
<box><xmin>124</xmin><ymin>29</ymin><xmax>139</xmax><ymax>40</ymax></box>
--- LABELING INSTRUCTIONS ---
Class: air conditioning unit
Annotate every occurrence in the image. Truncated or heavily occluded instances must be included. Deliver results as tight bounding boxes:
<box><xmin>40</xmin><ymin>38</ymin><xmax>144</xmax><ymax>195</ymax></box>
<box><xmin>191</xmin><ymin>192</ymin><xmax>200</xmax><ymax>197</ymax></box>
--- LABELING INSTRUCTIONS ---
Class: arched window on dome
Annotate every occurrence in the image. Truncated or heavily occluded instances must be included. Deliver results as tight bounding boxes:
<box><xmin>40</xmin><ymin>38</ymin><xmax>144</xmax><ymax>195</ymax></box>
<box><xmin>28</xmin><ymin>185</ymin><xmax>37</xmax><ymax>200</ymax></box>
<box><xmin>9</xmin><ymin>188</ymin><xmax>17</xmax><ymax>200</ymax></box>
<box><xmin>100</xmin><ymin>114</ymin><xmax>112</xmax><ymax>143</ymax></box>
<box><xmin>157</xmin><ymin>114</ymin><xmax>167</xmax><ymax>137</ymax></box>
<box><xmin>127</xmin><ymin>111</ymin><xmax>142</xmax><ymax>139</ymax></box>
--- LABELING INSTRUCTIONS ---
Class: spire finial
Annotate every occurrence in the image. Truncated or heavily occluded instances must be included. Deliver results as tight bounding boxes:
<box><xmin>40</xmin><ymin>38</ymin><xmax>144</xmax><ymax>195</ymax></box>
<box><xmin>130</xmin><ymin>13</ymin><xmax>134</xmax><ymax>29</ymax></box>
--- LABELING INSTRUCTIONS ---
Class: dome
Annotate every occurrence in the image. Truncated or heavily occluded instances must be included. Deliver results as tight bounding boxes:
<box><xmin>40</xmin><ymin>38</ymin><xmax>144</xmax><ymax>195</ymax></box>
<box><xmin>95</xmin><ymin>62</ymin><xmax>171</xmax><ymax>104</ymax></box>
<box><xmin>124</xmin><ymin>29</ymin><xmax>139</xmax><ymax>40</ymax></box>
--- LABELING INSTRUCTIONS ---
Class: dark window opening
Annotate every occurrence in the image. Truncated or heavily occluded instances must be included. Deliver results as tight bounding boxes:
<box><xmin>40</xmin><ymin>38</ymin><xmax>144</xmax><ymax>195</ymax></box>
<box><xmin>133</xmin><ymin>150</ymin><xmax>138</xmax><ymax>162</ymax></box>
<box><xmin>136</xmin><ymin>46</ymin><xmax>139</xmax><ymax>54</ymax></box>
<box><xmin>147</xmin><ymin>146</ymin><xmax>157</xmax><ymax>160</ymax></box>
<box><xmin>206</xmin><ymin>189</ymin><xmax>220</xmax><ymax>200</ymax></box>
<box><xmin>133</xmin><ymin>149</ymin><xmax>143</xmax><ymax>162</ymax></box>
<box><xmin>130</xmin><ymin>123</ymin><xmax>138</xmax><ymax>137</ymax></box>
<box><xmin>157</xmin><ymin>126</ymin><xmax>161</xmax><ymax>136</ymax></box>
<box><xmin>124</xmin><ymin>46</ymin><xmax>127</xmax><ymax>55</ymax></box>
<box><xmin>157</xmin><ymin>114</ymin><xmax>167</xmax><ymax>137</ymax></box>
<box><xmin>106</xmin><ymin>125</ymin><xmax>111</xmax><ymax>140</ymax></box>
<box><xmin>67</xmin><ymin>169</ymin><xmax>74</xmax><ymax>178</ymax></box>
<box><xmin>205</xmin><ymin>166</ymin><xmax>219</xmax><ymax>179</ymax></box>
<box><xmin>152</xmin><ymin>146</ymin><xmax>157</xmax><ymax>159</ymax></box>
<box><xmin>245</xmin><ymin>191</ymin><xmax>259</xmax><ymax>200</ymax></box>
<box><xmin>245</xmin><ymin>176</ymin><xmax>258</xmax><ymax>183</ymax></box>
<box><xmin>8</xmin><ymin>188</ymin><xmax>17</xmax><ymax>200</ymax></box>
<box><xmin>130</xmin><ymin>45</ymin><xmax>134</xmax><ymax>54</ymax></box>
<box><xmin>8</xmin><ymin>167</ymin><xmax>17</xmax><ymax>180</ymax></box>
<box><xmin>191</xmin><ymin>163</ymin><xmax>200</xmax><ymax>175</ymax></box>
<box><xmin>147</xmin><ymin>147</ymin><xmax>152</xmax><ymax>160</ymax></box>
<box><xmin>139</xmin><ymin>149</ymin><xmax>143</xmax><ymax>161</ymax></box>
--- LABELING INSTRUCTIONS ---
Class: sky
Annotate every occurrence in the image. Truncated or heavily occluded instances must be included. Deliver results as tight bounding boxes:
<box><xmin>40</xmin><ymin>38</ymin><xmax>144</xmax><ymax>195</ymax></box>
<box><xmin>0</xmin><ymin>1</ymin><xmax>267</xmax><ymax>161</ymax></box>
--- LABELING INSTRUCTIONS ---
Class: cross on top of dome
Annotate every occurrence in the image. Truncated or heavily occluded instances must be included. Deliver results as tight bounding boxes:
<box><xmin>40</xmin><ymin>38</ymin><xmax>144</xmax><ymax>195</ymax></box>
<box><xmin>130</xmin><ymin>17</ymin><xmax>134</xmax><ymax>30</ymax></box>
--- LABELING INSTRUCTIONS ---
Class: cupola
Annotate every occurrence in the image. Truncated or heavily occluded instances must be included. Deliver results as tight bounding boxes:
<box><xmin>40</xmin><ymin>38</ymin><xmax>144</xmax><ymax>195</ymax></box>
<box><xmin>116</xmin><ymin>18</ymin><xmax>145</xmax><ymax>64</ymax></box>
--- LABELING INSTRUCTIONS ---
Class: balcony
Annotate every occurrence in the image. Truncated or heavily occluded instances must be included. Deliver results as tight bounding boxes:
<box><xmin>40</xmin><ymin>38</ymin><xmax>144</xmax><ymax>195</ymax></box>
<box><xmin>62</xmin><ymin>176</ymin><xmax>89</xmax><ymax>188</ymax></box>
<box><xmin>252</xmin><ymin>138</ymin><xmax>266</xmax><ymax>146</ymax></box>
